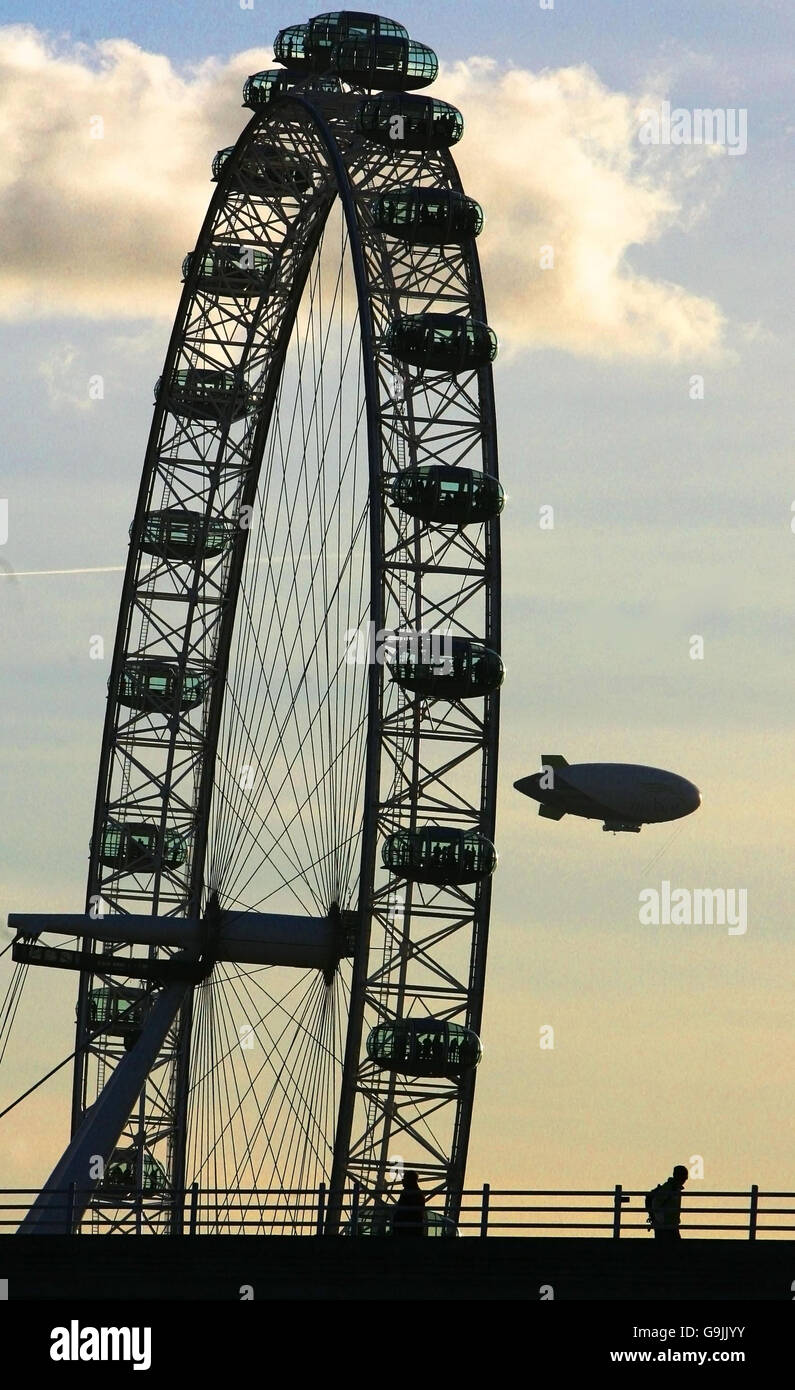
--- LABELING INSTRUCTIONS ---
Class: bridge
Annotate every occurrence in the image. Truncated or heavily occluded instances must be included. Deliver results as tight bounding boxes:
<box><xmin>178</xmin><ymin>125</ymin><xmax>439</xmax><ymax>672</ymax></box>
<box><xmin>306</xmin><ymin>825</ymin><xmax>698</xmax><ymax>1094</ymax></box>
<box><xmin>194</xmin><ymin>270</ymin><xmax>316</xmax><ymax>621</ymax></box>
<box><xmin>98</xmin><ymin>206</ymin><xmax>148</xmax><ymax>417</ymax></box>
<box><xmin>2</xmin><ymin>1184</ymin><xmax>793</xmax><ymax>1301</ymax></box>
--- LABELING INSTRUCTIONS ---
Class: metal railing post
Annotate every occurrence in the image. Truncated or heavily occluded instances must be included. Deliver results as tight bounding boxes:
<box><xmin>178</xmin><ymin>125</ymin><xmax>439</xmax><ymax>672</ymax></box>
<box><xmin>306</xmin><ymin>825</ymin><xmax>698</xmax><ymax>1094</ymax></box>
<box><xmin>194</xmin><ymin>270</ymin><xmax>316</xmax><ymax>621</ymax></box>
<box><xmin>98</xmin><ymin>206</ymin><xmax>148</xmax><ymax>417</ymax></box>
<box><xmin>316</xmin><ymin>1182</ymin><xmax>326</xmax><ymax>1235</ymax></box>
<box><xmin>350</xmin><ymin>1180</ymin><xmax>360</xmax><ymax>1236</ymax></box>
<box><xmin>480</xmin><ymin>1183</ymin><xmax>490</xmax><ymax>1237</ymax></box>
<box><xmin>188</xmin><ymin>1181</ymin><xmax>199</xmax><ymax>1236</ymax></box>
<box><xmin>612</xmin><ymin>1184</ymin><xmax>625</xmax><ymax>1239</ymax></box>
<box><xmin>66</xmin><ymin>1182</ymin><xmax>76</xmax><ymax>1235</ymax></box>
<box><xmin>748</xmin><ymin>1184</ymin><xmax>758</xmax><ymax>1241</ymax></box>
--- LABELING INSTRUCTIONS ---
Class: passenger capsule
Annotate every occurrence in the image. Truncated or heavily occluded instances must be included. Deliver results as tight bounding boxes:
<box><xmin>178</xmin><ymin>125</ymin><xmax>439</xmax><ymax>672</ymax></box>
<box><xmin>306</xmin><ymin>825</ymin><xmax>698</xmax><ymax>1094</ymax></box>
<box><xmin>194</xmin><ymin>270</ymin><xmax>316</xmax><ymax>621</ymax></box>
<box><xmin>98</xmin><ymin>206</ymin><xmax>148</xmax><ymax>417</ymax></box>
<box><xmin>371</xmin><ymin>188</ymin><xmax>483</xmax><ymax>245</ymax></box>
<box><xmin>243</xmin><ymin>68</ymin><xmax>296</xmax><ymax>109</ymax></box>
<box><xmin>118</xmin><ymin>660</ymin><xmax>207</xmax><ymax>714</ymax></box>
<box><xmin>356</xmin><ymin>94</ymin><xmax>463</xmax><ymax>149</ymax></box>
<box><xmin>308</xmin><ymin>12</ymin><xmax>409</xmax><ymax>47</ymax></box>
<box><xmin>272</xmin><ymin>21</ymin><xmax>311</xmax><ymax>67</ymax></box>
<box><xmin>97</xmin><ymin>823</ymin><xmax>188</xmax><ymax>872</ymax></box>
<box><xmin>101</xmin><ymin>1148</ymin><xmax>169</xmax><ymax>1196</ymax></box>
<box><xmin>347</xmin><ymin>1207</ymin><xmax>458</xmax><ymax>1236</ymax></box>
<box><xmin>385</xmin><ymin>314</ymin><xmax>498</xmax><ymax>373</ymax></box>
<box><xmin>387</xmin><ymin>635</ymin><xmax>504</xmax><ymax>699</ymax></box>
<box><xmin>156</xmin><ymin>367</ymin><xmax>253</xmax><ymax>422</ymax></box>
<box><xmin>329</xmin><ymin>35</ymin><xmax>437</xmax><ymax>90</ymax></box>
<box><xmin>88</xmin><ymin>988</ymin><xmax>147</xmax><ymax>1032</ymax></box>
<box><xmin>275</xmin><ymin>14</ymin><xmax>413</xmax><ymax>81</ymax></box>
<box><xmin>390</xmin><ymin>465</ymin><xmax>505</xmax><ymax>525</ymax></box>
<box><xmin>182</xmin><ymin>246</ymin><xmax>273</xmax><ymax>298</ymax></box>
<box><xmin>212</xmin><ymin>144</ymin><xmax>312</xmax><ymax>196</ymax></box>
<box><xmin>88</xmin><ymin>988</ymin><xmax>148</xmax><ymax>1050</ymax></box>
<box><xmin>367</xmin><ymin>1018</ymin><xmax>482</xmax><ymax>1078</ymax></box>
<box><xmin>381</xmin><ymin>826</ymin><xmax>497</xmax><ymax>885</ymax></box>
<box><xmin>139</xmin><ymin>509</ymin><xmax>235</xmax><ymax>562</ymax></box>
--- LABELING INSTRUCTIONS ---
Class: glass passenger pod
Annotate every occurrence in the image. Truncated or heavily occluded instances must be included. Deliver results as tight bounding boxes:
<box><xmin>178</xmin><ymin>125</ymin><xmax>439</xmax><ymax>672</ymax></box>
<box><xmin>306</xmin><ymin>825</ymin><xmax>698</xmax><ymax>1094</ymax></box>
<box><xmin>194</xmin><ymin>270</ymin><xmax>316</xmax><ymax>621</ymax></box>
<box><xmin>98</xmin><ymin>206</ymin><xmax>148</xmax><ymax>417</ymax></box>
<box><xmin>347</xmin><ymin>1207</ymin><xmax>458</xmax><ymax>1236</ymax></box>
<box><xmin>273</xmin><ymin>22</ymin><xmax>311</xmax><ymax>69</ymax></box>
<box><xmin>381</xmin><ymin>827</ymin><xmax>497</xmax><ymax>885</ymax></box>
<box><xmin>98</xmin><ymin>823</ymin><xmax>188</xmax><ymax>873</ymax></box>
<box><xmin>182</xmin><ymin>245</ymin><xmax>273</xmax><ymax>298</ymax></box>
<box><xmin>356</xmin><ymin>94</ymin><xmax>463</xmax><ymax>149</ymax></box>
<box><xmin>367</xmin><ymin>1018</ymin><xmax>482</xmax><ymax>1078</ymax></box>
<box><xmin>372</xmin><ymin>188</ymin><xmax>483</xmax><ymax>246</ymax></box>
<box><xmin>118</xmin><ymin>660</ymin><xmax>207</xmax><ymax>714</ymax></box>
<box><xmin>242</xmin><ymin>68</ymin><xmax>296</xmax><ymax>109</ymax></box>
<box><xmin>212</xmin><ymin>144</ymin><xmax>312</xmax><ymax>196</ymax></box>
<box><xmin>102</xmin><ymin>1148</ymin><xmax>169</xmax><ymax>1197</ymax></box>
<box><xmin>390</xmin><ymin>465</ymin><xmax>505</xmax><ymax>526</ymax></box>
<box><xmin>386</xmin><ymin>314</ymin><xmax>498</xmax><ymax>374</ymax></box>
<box><xmin>327</xmin><ymin>36</ymin><xmax>437</xmax><ymax>91</ymax></box>
<box><xmin>275</xmin><ymin>14</ymin><xmax>410</xmax><ymax>72</ymax></box>
<box><xmin>308</xmin><ymin>12</ymin><xmax>409</xmax><ymax>45</ymax></box>
<box><xmin>388</xmin><ymin>635</ymin><xmax>504</xmax><ymax>699</ymax></box>
<box><xmin>156</xmin><ymin>367</ymin><xmax>252</xmax><ymax>422</ymax></box>
<box><xmin>88</xmin><ymin>987</ymin><xmax>148</xmax><ymax>1036</ymax></box>
<box><xmin>139</xmin><ymin>508</ymin><xmax>235</xmax><ymax>562</ymax></box>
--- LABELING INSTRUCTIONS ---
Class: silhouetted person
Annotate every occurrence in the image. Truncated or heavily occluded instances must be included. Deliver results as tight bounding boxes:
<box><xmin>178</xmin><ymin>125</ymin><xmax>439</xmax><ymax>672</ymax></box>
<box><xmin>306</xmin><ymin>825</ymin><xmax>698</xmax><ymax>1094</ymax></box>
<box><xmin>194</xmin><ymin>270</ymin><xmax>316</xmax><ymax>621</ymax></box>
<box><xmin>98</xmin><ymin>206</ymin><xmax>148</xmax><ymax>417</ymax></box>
<box><xmin>649</xmin><ymin>1165</ymin><xmax>688</xmax><ymax>1244</ymax></box>
<box><xmin>392</xmin><ymin>1170</ymin><xmax>426</xmax><ymax>1237</ymax></box>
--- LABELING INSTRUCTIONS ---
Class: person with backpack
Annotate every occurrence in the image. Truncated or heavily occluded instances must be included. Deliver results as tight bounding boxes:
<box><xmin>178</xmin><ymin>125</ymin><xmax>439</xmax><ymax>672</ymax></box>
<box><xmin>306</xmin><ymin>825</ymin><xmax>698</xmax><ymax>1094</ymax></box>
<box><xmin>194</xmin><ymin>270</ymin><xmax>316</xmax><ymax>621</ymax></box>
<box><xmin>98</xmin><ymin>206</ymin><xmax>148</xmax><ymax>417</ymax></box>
<box><xmin>646</xmin><ymin>1165</ymin><xmax>689</xmax><ymax>1244</ymax></box>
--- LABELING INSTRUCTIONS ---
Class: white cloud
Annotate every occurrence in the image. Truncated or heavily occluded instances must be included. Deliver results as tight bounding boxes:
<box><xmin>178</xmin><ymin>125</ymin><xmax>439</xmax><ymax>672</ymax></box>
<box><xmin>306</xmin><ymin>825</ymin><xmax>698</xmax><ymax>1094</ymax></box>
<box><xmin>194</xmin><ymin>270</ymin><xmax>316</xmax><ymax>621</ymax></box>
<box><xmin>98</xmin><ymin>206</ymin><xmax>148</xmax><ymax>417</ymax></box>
<box><xmin>438</xmin><ymin>59</ymin><xmax>729</xmax><ymax>360</ymax></box>
<box><xmin>38</xmin><ymin>342</ymin><xmax>92</xmax><ymax>410</ymax></box>
<box><xmin>0</xmin><ymin>27</ymin><xmax>730</xmax><ymax>361</ymax></box>
<box><xmin>0</xmin><ymin>26</ymin><xmax>270</xmax><ymax>321</ymax></box>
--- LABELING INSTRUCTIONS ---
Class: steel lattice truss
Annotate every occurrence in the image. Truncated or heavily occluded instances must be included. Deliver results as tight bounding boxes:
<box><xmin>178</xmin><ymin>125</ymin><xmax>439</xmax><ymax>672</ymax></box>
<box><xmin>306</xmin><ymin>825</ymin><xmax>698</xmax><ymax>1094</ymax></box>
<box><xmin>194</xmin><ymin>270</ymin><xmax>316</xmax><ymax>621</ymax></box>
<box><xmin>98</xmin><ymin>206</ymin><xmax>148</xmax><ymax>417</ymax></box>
<box><xmin>25</xmin><ymin>66</ymin><xmax>500</xmax><ymax>1235</ymax></box>
<box><xmin>334</xmin><ymin>130</ymin><xmax>499</xmax><ymax>1210</ymax></box>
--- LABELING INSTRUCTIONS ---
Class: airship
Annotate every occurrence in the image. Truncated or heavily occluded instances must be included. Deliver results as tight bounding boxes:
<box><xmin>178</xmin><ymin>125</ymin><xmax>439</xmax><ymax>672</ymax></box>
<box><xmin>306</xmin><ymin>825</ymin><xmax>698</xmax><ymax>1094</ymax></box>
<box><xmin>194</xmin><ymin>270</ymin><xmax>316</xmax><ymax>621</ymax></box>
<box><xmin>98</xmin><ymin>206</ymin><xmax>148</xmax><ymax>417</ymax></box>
<box><xmin>514</xmin><ymin>756</ymin><xmax>701</xmax><ymax>833</ymax></box>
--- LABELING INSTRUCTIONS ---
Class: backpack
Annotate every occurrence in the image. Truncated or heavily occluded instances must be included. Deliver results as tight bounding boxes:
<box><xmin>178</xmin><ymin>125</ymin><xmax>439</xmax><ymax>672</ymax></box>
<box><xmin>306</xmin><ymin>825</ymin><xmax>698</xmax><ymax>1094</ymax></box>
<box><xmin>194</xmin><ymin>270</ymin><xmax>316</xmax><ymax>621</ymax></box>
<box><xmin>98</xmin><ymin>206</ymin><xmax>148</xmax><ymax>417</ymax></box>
<box><xmin>644</xmin><ymin>1182</ymin><xmax>665</xmax><ymax>1229</ymax></box>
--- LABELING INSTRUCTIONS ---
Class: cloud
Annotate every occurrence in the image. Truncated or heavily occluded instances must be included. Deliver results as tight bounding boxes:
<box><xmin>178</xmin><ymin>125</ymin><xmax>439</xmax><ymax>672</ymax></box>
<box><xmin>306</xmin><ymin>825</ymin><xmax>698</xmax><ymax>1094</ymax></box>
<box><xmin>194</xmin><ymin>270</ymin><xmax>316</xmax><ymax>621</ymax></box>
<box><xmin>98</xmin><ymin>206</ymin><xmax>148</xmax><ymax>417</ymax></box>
<box><xmin>38</xmin><ymin>342</ymin><xmax>93</xmax><ymax>409</ymax></box>
<box><xmin>0</xmin><ymin>26</ymin><xmax>270</xmax><ymax>321</ymax></box>
<box><xmin>0</xmin><ymin>26</ymin><xmax>729</xmax><ymax>361</ymax></box>
<box><xmin>438</xmin><ymin>59</ymin><xmax>728</xmax><ymax>360</ymax></box>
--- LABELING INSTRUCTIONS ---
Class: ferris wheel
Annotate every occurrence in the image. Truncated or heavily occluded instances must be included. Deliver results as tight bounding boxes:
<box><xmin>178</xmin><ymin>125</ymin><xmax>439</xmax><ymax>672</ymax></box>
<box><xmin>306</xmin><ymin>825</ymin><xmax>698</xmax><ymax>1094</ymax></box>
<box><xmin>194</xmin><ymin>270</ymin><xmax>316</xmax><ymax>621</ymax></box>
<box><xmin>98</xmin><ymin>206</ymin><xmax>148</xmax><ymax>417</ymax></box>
<box><xmin>5</xmin><ymin>9</ymin><xmax>503</xmax><ymax>1235</ymax></box>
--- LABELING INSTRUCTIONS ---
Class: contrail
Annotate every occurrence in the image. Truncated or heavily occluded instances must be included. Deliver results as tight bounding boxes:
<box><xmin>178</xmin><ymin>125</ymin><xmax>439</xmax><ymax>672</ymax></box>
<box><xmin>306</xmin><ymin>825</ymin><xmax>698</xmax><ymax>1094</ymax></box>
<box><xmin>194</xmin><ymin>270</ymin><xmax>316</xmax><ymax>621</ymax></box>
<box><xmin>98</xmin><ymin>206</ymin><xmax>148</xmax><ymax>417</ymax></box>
<box><xmin>0</xmin><ymin>551</ymin><xmax>352</xmax><ymax>579</ymax></box>
<box><xmin>0</xmin><ymin>565</ymin><xmax>124</xmax><ymax>578</ymax></box>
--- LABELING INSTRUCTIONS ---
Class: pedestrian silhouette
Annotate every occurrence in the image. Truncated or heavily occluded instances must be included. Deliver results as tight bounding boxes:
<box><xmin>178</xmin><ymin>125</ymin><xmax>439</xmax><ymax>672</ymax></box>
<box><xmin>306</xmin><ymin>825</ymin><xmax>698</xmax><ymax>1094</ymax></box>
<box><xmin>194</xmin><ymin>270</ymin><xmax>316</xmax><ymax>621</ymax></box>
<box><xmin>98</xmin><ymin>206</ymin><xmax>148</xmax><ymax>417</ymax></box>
<box><xmin>392</xmin><ymin>1170</ymin><xmax>426</xmax><ymax>1237</ymax></box>
<box><xmin>647</xmin><ymin>1164</ymin><xmax>688</xmax><ymax>1244</ymax></box>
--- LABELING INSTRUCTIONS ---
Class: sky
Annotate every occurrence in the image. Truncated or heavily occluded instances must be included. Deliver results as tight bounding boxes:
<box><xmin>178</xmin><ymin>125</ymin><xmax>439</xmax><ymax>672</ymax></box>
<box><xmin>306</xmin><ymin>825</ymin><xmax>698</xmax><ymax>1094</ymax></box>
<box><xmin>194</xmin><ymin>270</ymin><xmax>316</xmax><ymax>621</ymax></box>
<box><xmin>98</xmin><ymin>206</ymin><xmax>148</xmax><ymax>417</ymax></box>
<box><xmin>1</xmin><ymin>1</ymin><xmax>793</xmax><ymax>1220</ymax></box>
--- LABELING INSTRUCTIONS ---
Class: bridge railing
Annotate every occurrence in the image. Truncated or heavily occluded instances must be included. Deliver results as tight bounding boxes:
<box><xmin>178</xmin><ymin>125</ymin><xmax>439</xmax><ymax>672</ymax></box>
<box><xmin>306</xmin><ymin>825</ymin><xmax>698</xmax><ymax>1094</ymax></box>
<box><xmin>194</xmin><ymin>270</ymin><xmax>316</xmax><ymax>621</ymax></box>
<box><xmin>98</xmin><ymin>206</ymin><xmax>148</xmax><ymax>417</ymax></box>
<box><xmin>458</xmin><ymin>1185</ymin><xmax>795</xmax><ymax>1238</ymax></box>
<box><xmin>2</xmin><ymin>1184</ymin><xmax>794</xmax><ymax>1237</ymax></box>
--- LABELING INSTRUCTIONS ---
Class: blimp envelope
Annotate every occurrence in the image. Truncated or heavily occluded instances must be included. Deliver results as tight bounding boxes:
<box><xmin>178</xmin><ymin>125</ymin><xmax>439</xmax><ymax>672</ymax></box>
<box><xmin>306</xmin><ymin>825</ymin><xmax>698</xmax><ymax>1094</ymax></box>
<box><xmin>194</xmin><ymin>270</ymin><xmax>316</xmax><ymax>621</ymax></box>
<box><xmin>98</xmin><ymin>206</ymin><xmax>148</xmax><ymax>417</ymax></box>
<box><xmin>556</xmin><ymin>763</ymin><xmax>700</xmax><ymax>824</ymax></box>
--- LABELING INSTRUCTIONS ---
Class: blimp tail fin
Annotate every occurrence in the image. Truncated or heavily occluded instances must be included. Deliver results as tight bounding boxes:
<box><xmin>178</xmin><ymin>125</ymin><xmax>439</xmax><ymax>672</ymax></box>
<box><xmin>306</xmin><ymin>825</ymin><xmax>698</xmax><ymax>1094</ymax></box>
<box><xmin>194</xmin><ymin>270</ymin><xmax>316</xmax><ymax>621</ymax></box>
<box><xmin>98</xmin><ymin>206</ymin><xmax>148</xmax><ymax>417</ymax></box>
<box><xmin>539</xmin><ymin>804</ymin><xmax>566</xmax><ymax>820</ymax></box>
<box><xmin>541</xmin><ymin>753</ymin><xmax>568</xmax><ymax>769</ymax></box>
